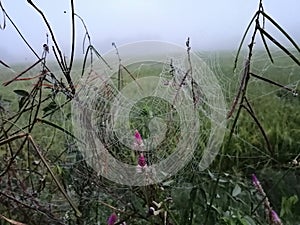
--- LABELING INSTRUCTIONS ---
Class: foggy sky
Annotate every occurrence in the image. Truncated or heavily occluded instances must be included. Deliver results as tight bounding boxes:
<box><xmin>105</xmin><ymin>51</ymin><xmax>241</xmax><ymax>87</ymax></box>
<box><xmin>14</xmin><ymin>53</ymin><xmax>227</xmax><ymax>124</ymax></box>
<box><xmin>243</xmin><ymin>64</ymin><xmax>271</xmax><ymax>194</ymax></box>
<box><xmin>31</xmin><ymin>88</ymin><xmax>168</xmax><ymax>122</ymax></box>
<box><xmin>1</xmin><ymin>0</ymin><xmax>300</xmax><ymax>63</ymax></box>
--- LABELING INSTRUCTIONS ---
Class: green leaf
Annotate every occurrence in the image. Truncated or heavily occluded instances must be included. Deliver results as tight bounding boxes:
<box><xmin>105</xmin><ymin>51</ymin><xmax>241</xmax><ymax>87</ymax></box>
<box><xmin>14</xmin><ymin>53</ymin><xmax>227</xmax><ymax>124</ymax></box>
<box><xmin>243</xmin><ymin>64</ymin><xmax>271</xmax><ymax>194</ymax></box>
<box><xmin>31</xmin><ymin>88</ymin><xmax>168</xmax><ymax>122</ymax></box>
<box><xmin>56</xmin><ymin>165</ymin><xmax>63</xmax><ymax>175</ymax></box>
<box><xmin>239</xmin><ymin>215</ymin><xmax>256</xmax><ymax>225</ymax></box>
<box><xmin>14</xmin><ymin>89</ymin><xmax>29</xmax><ymax>97</ymax></box>
<box><xmin>280</xmin><ymin>195</ymin><xmax>299</xmax><ymax>217</ymax></box>
<box><xmin>232</xmin><ymin>184</ymin><xmax>242</xmax><ymax>197</ymax></box>
<box><xmin>18</xmin><ymin>96</ymin><xmax>27</xmax><ymax>111</ymax></box>
<box><xmin>42</xmin><ymin>101</ymin><xmax>57</xmax><ymax>114</ymax></box>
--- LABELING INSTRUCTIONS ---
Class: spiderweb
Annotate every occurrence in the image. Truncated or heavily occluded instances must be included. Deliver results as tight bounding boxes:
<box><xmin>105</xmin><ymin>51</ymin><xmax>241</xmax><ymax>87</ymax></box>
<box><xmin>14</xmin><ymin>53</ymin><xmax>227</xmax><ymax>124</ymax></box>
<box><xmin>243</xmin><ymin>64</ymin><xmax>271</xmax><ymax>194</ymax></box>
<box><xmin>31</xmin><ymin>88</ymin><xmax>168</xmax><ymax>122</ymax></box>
<box><xmin>207</xmin><ymin>48</ymin><xmax>300</xmax><ymax>169</ymax></box>
<box><xmin>1</xmin><ymin>41</ymin><xmax>299</xmax><ymax>223</ymax></box>
<box><xmin>71</xmin><ymin>41</ymin><xmax>227</xmax><ymax>186</ymax></box>
<box><xmin>65</xmin><ymin>44</ymin><xmax>300</xmax><ymax>223</ymax></box>
<box><xmin>46</xmin><ymin>46</ymin><xmax>300</xmax><ymax>216</ymax></box>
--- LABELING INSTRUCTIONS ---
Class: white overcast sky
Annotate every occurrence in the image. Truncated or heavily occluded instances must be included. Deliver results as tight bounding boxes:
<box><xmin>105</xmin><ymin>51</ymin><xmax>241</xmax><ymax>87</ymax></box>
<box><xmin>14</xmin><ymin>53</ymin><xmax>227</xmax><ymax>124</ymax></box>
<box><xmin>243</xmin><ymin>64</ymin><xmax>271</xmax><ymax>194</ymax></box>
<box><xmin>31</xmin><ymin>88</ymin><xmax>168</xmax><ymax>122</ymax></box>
<box><xmin>1</xmin><ymin>0</ymin><xmax>300</xmax><ymax>63</ymax></box>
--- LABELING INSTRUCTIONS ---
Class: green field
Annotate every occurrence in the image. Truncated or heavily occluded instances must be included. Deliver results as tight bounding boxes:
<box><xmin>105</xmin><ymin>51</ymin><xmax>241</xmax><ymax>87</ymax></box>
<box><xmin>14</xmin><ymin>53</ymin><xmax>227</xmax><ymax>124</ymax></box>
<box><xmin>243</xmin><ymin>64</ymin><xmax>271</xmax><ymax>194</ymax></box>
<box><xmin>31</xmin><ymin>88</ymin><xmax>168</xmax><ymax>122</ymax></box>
<box><xmin>0</xmin><ymin>50</ymin><xmax>299</xmax><ymax>225</ymax></box>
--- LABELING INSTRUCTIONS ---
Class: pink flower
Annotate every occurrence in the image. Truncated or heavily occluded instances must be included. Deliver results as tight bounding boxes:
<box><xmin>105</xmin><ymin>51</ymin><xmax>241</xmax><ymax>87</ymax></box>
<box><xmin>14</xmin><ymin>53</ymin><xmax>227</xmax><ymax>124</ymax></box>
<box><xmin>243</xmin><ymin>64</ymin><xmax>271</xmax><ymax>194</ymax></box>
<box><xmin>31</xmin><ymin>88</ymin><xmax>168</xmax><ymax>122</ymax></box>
<box><xmin>136</xmin><ymin>153</ymin><xmax>148</xmax><ymax>173</ymax></box>
<box><xmin>138</xmin><ymin>153</ymin><xmax>147</xmax><ymax>167</ymax></box>
<box><xmin>271</xmin><ymin>210</ymin><xmax>282</xmax><ymax>224</ymax></box>
<box><xmin>251</xmin><ymin>174</ymin><xmax>260</xmax><ymax>188</ymax></box>
<box><xmin>107</xmin><ymin>213</ymin><xmax>117</xmax><ymax>225</ymax></box>
<box><xmin>134</xmin><ymin>129</ymin><xmax>144</xmax><ymax>147</ymax></box>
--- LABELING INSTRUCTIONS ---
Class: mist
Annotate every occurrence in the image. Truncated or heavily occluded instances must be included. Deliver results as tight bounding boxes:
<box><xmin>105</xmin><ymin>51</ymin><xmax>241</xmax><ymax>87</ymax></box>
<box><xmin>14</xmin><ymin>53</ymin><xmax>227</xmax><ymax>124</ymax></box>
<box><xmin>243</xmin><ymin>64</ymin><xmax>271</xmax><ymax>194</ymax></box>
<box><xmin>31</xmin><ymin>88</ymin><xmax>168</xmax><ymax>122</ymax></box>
<box><xmin>1</xmin><ymin>0</ymin><xmax>299</xmax><ymax>63</ymax></box>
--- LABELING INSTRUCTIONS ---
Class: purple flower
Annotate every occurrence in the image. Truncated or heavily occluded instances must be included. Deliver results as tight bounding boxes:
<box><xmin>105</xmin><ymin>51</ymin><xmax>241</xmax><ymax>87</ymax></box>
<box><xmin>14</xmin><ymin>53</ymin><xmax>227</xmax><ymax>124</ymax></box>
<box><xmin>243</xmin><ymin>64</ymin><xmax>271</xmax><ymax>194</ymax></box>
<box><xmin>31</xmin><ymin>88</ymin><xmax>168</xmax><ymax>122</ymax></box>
<box><xmin>107</xmin><ymin>213</ymin><xmax>117</xmax><ymax>225</ymax></box>
<box><xmin>271</xmin><ymin>210</ymin><xmax>282</xmax><ymax>224</ymax></box>
<box><xmin>134</xmin><ymin>129</ymin><xmax>144</xmax><ymax>146</ymax></box>
<box><xmin>251</xmin><ymin>174</ymin><xmax>260</xmax><ymax>188</ymax></box>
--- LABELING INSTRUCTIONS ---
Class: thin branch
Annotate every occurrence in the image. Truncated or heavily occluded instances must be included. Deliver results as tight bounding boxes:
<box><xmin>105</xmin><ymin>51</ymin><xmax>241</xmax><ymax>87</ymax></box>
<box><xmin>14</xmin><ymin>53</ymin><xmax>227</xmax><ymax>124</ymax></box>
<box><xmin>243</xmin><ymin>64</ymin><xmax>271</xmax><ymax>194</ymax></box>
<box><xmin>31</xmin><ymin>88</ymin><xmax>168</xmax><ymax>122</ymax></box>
<box><xmin>242</xmin><ymin>98</ymin><xmax>272</xmax><ymax>154</ymax></box>
<box><xmin>0</xmin><ymin>134</ymin><xmax>28</xmax><ymax>177</ymax></box>
<box><xmin>28</xmin><ymin>76</ymin><xmax>44</xmax><ymax>133</ymax></box>
<box><xmin>81</xmin><ymin>45</ymin><xmax>111</xmax><ymax>77</ymax></box>
<box><xmin>185</xmin><ymin>37</ymin><xmax>198</xmax><ymax>108</ymax></box>
<box><xmin>36</xmin><ymin>118</ymin><xmax>81</xmax><ymax>142</ymax></box>
<box><xmin>259</xmin><ymin>28</ymin><xmax>300</xmax><ymax>66</ymax></box>
<box><xmin>0</xmin><ymin>214</ymin><xmax>27</xmax><ymax>225</ymax></box>
<box><xmin>28</xmin><ymin>135</ymin><xmax>82</xmax><ymax>218</ymax></box>
<box><xmin>112</xmin><ymin>42</ymin><xmax>123</xmax><ymax>91</ymax></box>
<box><xmin>250</xmin><ymin>72</ymin><xmax>297</xmax><ymax>94</ymax></box>
<box><xmin>172</xmin><ymin>68</ymin><xmax>191</xmax><ymax>105</ymax></box>
<box><xmin>26</xmin><ymin>0</ymin><xmax>75</xmax><ymax>96</ymax></box>
<box><xmin>0</xmin><ymin>133</ymin><xmax>28</xmax><ymax>146</ymax></box>
<box><xmin>0</xmin><ymin>2</ymin><xmax>39</xmax><ymax>58</ymax></box>
<box><xmin>234</xmin><ymin>12</ymin><xmax>258</xmax><ymax>70</ymax></box>
<box><xmin>74</xmin><ymin>13</ymin><xmax>91</xmax><ymax>53</ymax></box>
<box><xmin>68</xmin><ymin>0</ymin><xmax>76</xmax><ymax>72</ymax></box>
<box><xmin>261</xmin><ymin>10</ymin><xmax>300</xmax><ymax>52</ymax></box>
<box><xmin>0</xmin><ymin>1</ymin><xmax>6</xmax><ymax>30</ymax></box>
<box><xmin>2</xmin><ymin>59</ymin><xmax>43</xmax><ymax>86</ymax></box>
<box><xmin>259</xmin><ymin>29</ymin><xmax>274</xmax><ymax>63</ymax></box>
<box><xmin>227</xmin><ymin>59</ymin><xmax>250</xmax><ymax>119</ymax></box>
<box><xmin>120</xmin><ymin>64</ymin><xmax>143</xmax><ymax>91</ymax></box>
<box><xmin>26</xmin><ymin>0</ymin><xmax>63</xmax><ymax>65</ymax></box>
<box><xmin>0</xmin><ymin>191</ymin><xmax>64</xmax><ymax>224</ymax></box>
<box><xmin>0</xmin><ymin>60</ymin><xmax>10</xmax><ymax>68</ymax></box>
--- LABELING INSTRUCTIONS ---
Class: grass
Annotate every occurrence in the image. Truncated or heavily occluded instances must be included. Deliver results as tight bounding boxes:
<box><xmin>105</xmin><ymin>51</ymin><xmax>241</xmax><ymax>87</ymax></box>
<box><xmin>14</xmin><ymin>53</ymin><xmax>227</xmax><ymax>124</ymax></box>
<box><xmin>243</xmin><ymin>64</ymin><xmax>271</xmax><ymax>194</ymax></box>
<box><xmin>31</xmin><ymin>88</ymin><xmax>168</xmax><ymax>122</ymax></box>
<box><xmin>0</xmin><ymin>49</ymin><xmax>300</xmax><ymax>224</ymax></box>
